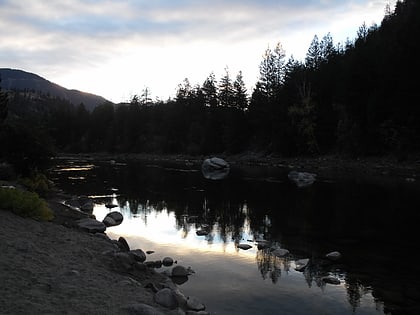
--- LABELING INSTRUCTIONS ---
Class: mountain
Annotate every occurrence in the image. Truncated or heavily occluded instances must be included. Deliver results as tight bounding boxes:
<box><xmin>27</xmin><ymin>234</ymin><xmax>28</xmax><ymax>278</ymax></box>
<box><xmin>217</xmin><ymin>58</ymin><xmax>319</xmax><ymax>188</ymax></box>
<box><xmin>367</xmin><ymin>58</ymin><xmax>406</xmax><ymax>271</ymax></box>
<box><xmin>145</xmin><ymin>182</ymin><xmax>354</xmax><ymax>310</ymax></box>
<box><xmin>0</xmin><ymin>68</ymin><xmax>110</xmax><ymax>111</ymax></box>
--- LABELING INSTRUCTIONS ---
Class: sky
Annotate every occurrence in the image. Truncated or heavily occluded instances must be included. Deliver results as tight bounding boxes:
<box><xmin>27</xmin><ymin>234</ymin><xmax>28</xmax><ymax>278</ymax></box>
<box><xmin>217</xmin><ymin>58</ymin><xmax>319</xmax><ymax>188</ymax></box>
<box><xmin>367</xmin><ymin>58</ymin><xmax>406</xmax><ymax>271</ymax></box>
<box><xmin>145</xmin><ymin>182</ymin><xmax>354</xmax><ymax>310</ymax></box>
<box><xmin>0</xmin><ymin>0</ymin><xmax>396</xmax><ymax>103</ymax></box>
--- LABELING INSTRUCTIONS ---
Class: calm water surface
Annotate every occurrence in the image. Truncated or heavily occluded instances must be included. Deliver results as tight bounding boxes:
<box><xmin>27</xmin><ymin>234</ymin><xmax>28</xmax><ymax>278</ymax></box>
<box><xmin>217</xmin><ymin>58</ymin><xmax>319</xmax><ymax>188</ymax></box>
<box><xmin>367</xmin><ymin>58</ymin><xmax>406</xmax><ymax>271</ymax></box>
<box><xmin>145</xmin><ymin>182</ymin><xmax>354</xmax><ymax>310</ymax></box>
<box><xmin>50</xmin><ymin>157</ymin><xmax>420</xmax><ymax>315</ymax></box>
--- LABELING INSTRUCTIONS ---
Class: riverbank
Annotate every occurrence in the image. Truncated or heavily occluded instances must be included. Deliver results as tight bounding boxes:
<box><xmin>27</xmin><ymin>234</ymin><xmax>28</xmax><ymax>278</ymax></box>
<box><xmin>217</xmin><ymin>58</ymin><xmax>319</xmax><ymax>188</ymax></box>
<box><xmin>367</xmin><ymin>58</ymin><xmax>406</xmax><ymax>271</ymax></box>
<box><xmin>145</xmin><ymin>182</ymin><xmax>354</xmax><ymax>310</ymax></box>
<box><xmin>0</xmin><ymin>195</ymin><xmax>207</xmax><ymax>315</ymax></box>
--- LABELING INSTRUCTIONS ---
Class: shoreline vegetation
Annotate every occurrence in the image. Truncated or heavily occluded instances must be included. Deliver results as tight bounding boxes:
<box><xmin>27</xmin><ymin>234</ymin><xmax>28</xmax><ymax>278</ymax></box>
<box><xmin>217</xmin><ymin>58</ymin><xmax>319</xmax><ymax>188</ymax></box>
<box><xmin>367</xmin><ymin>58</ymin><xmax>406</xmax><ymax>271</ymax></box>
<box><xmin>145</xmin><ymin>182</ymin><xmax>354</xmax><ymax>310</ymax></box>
<box><xmin>0</xmin><ymin>153</ymin><xmax>419</xmax><ymax>314</ymax></box>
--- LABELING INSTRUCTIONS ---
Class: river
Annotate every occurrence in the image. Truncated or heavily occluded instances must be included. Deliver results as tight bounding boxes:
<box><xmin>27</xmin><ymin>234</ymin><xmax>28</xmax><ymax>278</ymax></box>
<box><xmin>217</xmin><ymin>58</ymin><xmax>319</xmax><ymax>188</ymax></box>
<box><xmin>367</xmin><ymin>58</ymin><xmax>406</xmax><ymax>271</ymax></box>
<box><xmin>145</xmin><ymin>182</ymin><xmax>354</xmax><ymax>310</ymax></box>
<box><xmin>50</xmin><ymin>156</ymin><xmax>420</xmax><ymax>315</ymax></box>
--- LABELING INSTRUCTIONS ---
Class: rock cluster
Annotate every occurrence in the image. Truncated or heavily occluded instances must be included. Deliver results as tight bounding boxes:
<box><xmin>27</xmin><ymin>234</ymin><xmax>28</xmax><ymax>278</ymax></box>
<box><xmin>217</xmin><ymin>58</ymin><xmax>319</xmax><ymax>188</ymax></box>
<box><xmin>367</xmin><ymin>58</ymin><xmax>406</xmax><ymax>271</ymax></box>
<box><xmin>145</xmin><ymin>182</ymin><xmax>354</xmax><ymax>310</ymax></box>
<box><xmin>56</xmin><ymin>196</ymin><xmax>209</xmax><ymax>314</ymax></box>
<box><xmin>107</xmin><ymin>236</ymin><xmax>207</xmax><ymax>314</ymax></box>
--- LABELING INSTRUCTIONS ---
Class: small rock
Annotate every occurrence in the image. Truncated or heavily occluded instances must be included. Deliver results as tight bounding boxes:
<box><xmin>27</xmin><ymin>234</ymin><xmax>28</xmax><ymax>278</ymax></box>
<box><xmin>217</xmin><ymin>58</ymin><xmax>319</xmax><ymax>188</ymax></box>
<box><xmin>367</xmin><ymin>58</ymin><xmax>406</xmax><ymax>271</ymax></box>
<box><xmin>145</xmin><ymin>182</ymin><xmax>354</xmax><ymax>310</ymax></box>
<box><xmin>325</xmin><ymin>251</ymin><xmax>342</xmax><ymax>260</ymax></box>
<box><xmin>196</xmin><ymin>230</ymin><xmax>209</xmax><ymax>236</ymax></box>
<box><xmin>134</xmin><ymin>262</ymin><xmax>147</xmax><ymax>272</ymax></box>
<box><xmin>103</xmin><ymin>211</ymin><xmax>123</xmax><ymax>227</ymax></box>
<box><xmin>171</xmin><ymin>275</ymin><xmax>189</xmax><ymax>285</ymax></box>
<box><xmin>118</xmin><ymin>236</ymin><xmax>130</xmax><ymax>252</ymax></box>
<box><xmin>113</xmin><ymin>252</ymin><xmax>135</xmax><ymax>271</ymax></box>
<box><xmin>146</xmin><ymin>250</ymin><xmax>155</xmax><ymax>255</ymax></box>
<box><xmin>186</xmin><ymin>296</ymin><xmax>206</xmax><ymax>311</ymax></box>
<box><xmin>102</xmin><ymin>216</ymin><xmax>117</xmax><ymax>227</ymax></box>
<box><xmin>163</xmin><ymin>257</ymin><xmax>174</xmax><ymax>266</ymax></box>
<box><xmin>237</xmin><ymin>244</ymin><xmax>252</xmax><ymax>250</ymax></box>
<box><xmin>76</xmin><ymin>218</ymin><xmax>106</xmax><ymax>233</ymax></box>
<box><xmin>172</xmin><ymin>265</ymin><xmax>190</xmax><ymax>277</ymax></box>
<box><xmin>129</xmin><ymin>249</ymin><xmax>146</xmax><ymax>263</ymax></box>
<box><xmin>155</xmin><ymin>288</ymin><xmax>178</xmax><ymax>309</ymax></box>
<box><xmin>321</xmin><ymin>276</ymin><xmax>341</xmax><ymax>285</ymax></box>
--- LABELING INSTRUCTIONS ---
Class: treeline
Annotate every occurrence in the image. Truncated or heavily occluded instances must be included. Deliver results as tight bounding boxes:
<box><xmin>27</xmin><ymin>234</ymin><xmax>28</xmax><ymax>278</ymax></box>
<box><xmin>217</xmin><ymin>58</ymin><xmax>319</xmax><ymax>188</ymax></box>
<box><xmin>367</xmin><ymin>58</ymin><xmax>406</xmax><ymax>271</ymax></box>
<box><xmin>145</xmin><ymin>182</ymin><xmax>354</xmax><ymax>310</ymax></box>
<box><xmin>1</xmin><ymin>0</ymin><xmax>419</xmax><ymax>173</ymax></box>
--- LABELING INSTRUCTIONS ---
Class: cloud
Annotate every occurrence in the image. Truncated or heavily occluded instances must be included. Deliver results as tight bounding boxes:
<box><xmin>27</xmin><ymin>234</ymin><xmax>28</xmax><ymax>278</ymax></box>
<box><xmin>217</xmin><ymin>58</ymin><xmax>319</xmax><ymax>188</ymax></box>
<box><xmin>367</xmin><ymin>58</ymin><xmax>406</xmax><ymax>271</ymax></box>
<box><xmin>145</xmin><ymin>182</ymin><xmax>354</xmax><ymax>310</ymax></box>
<box><xmin>0</xmin><ymin>0</ymin><xmax>395</xmax><ymax>101</ymax></box>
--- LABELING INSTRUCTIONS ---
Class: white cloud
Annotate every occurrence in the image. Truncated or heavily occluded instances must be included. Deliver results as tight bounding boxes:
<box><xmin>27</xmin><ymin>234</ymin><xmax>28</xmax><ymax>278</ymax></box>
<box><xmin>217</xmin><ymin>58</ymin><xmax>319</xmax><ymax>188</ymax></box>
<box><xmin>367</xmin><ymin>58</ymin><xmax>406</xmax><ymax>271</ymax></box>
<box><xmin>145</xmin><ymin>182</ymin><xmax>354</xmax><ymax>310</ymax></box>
<box><xmin>0</xmin><ymin>0</ymin><xmax>396</xmax><ymax>102</ymax></box>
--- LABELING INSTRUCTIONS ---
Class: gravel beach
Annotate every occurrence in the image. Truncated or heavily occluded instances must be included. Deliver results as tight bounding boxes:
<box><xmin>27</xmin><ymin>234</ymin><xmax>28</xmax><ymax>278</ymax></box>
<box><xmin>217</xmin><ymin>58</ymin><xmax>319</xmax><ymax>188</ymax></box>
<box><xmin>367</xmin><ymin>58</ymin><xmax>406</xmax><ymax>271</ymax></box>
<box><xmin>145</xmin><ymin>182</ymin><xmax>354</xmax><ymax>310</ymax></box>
<box><xmin>0</xmin><ymin>201</ymin><xmax>190</xmax><ymax>315</ymax></box>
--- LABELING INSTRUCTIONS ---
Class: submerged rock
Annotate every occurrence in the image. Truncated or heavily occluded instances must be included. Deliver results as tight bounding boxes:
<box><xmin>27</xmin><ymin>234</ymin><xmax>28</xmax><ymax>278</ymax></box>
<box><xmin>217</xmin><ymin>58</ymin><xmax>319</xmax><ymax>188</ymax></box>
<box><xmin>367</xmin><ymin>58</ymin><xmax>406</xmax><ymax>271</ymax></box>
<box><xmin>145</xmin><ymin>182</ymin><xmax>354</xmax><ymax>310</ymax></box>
<box><xmin>201</xmin><ymin>157</ymin><xmax>230</xmax><ymax>180</ymax></box>
<box><xmin>288</xmin><ymin>171</ymin><xmax>316</xmax><ymax>188</ymax></box>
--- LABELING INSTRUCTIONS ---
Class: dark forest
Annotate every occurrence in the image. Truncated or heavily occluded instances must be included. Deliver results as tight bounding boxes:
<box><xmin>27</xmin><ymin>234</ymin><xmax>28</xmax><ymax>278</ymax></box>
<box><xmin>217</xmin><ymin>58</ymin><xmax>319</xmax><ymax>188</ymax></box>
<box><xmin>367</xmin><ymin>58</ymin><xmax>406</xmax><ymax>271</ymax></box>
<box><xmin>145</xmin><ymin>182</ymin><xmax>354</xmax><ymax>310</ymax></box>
<box><xmin>1</xmin><ymin>0</ymin><xmax>419</xmax><ymax>174</ymax></box>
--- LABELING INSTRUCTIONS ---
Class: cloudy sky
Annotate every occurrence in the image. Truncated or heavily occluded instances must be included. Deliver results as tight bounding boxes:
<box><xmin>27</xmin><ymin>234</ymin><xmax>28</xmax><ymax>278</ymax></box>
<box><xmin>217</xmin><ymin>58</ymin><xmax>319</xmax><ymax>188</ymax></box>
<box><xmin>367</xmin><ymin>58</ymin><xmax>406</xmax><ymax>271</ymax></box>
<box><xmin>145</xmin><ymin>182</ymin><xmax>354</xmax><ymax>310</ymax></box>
<box><xmin>0</xmin><ymin>0</ymin><xmax>395</xmax><ymax>103</ymax></box>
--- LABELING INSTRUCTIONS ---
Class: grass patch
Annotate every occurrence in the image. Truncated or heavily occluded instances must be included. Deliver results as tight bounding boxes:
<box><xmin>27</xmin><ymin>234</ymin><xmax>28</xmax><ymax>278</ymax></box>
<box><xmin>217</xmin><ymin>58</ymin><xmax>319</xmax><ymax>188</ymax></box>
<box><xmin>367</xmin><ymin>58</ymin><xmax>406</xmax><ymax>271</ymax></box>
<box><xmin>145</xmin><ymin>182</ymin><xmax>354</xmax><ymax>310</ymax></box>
<box><xmin>0</xmin><ymin>187</ymin><xmax>53</xmax><ymax>221</ymax></box>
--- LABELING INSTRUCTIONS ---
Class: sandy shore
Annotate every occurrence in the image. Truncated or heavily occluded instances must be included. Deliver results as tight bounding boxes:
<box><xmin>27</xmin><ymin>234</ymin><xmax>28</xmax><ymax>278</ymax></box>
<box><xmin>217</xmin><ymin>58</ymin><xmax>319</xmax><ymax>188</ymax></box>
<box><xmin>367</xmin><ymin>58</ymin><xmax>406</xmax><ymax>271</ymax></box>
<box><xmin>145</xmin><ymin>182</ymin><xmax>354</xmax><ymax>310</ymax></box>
<box><xmin>0</xmin><ymin>202</ymin><xmax>189</xmax><ymax>315</ymax></box>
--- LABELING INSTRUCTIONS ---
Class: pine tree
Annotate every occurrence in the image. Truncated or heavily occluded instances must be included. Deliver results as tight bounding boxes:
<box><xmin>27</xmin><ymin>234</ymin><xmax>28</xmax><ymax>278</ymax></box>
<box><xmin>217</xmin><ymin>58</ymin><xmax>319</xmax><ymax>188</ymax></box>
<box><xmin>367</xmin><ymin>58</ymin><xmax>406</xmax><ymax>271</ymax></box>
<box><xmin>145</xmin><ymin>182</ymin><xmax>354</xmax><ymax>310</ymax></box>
<box><xmin>305</xmin><ymin>35</ymin><xmax>322</xmax><ymax>69</ymax></box>
<box><xmin>232</xmin><ymin>71</ymin><xmax>248</xmax><ymax>110</ymax></box>
<box><xmin>258</xmin><ymin>42</ymin><xmax>286</xmax><ymax>98</ymax></box>
<box><xmin>218</xmin><ymin>67</ymin><xmax>234</xmax><ymax>107</ymax></box>
<box><xmin>202</xmin><ymin>73</ymin><xmax>218</xmax><ymax>107</ymax></box>
<box><xmin>0</xmin><ymin>76</ymin><xmax>8</xmax><ymax>124</ymax></box>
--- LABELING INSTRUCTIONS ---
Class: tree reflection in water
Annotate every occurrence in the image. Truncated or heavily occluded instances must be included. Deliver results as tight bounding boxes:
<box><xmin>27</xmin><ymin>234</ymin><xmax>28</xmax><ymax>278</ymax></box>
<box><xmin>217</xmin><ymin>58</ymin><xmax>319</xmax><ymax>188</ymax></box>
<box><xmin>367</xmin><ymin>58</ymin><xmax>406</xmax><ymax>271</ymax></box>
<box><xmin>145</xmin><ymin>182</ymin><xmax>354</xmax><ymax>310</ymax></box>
<box><xmin>51</xmin><ymin>158</ymin><xmax>420</xmax><ymax>315</ymax></box>
<box><xmin>256</xmin><ymin>248</ymin><xmax>290</xmax><ymax>284</ymax></box>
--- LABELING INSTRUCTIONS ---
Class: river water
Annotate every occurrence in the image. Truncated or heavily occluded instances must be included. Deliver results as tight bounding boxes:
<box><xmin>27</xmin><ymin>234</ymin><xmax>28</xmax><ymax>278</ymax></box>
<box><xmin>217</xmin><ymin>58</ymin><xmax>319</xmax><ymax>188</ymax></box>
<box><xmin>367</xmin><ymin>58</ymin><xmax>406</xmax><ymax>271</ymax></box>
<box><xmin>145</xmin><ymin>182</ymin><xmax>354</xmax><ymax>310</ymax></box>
<box><xmin>50</xmin><ymin>156</ymin><xmax>420</xmax><ymax>315</ymax></box>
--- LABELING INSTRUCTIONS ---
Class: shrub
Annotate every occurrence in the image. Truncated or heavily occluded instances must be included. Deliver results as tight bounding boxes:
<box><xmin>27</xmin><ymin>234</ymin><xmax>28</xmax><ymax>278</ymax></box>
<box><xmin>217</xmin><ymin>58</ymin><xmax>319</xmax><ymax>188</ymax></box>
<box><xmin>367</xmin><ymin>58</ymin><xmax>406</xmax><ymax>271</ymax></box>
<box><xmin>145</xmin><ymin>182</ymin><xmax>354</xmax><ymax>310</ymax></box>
<box><xmin>19</xmin><ymin>172</ymin><xmax>53</xmax><ymax>197</ymax></box>
<box><xmin>0</xmin><ymin>187</ymin><xmax>53</xmax><ymax>221</ymax></box>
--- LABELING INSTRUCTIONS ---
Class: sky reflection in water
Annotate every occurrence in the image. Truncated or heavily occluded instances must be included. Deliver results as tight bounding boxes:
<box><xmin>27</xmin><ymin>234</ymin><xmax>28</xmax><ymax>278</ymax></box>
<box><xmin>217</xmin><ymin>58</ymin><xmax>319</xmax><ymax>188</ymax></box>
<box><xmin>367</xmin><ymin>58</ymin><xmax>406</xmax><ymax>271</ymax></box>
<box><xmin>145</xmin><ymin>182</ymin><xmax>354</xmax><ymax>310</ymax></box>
<box><xmin>51</xmin><ymin>158</ymin><xmax>420</xmax><ymax>315</ymax></box>
<box><xmin>93</xmin><ymin>196</ymin><xmax>383</xmax><ymax>315</ymax></box>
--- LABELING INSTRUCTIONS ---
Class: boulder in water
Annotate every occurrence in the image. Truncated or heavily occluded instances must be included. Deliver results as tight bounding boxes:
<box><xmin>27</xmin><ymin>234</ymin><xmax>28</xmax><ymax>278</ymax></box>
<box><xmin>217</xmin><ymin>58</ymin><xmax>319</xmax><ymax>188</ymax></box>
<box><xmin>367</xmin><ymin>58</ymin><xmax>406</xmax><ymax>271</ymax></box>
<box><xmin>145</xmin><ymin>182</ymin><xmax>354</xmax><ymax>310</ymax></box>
<box><xmin>102</xmin><ymin>211</ymin><xmax>123</xmax><ymax>227</ymax></box>
<box><xmin>288</xmin><ymin>171</ymin><xmax>316</xmax><ymax>188</ymax></box>
<box><xmin>201</xmin><ymin>157</ymin><xmax>230</xmax><ymax>180</ymax></box>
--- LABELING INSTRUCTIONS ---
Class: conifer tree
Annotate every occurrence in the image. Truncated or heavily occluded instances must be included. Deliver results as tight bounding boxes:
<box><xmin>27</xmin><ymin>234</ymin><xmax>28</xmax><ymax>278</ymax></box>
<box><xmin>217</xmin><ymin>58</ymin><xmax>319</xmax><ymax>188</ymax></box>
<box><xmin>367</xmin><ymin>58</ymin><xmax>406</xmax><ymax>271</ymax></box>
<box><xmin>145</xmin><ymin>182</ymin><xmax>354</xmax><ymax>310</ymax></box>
<box><xmin>232</xmin><ymin>71</ymin><xmax>248</xmax><ymax>110</ymax></box>
<box><xmin>202</xmin><ymin>73</ymin><xmax>218</xmax><ymax>107</ymax></box>
<box><xmin>218</xmin><ymin>67</ymin><xmax>234</xmax><ymax>107</ymax></box>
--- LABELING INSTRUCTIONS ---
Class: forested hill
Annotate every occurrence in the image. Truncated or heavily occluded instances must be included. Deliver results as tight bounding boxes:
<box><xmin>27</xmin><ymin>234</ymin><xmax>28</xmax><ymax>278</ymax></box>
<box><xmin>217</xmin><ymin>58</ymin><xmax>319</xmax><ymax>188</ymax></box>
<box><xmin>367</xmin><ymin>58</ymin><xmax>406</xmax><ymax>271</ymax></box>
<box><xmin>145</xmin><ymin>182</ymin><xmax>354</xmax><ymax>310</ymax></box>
<box><xmin>0</xmin><ymin>68</ymin><xmax>108</xmax><ymax>111</ymax></box>
<box><xmin>0</xmin><ymin>0</ymin><xmax>419</xmax><ymax>175</ymax></box>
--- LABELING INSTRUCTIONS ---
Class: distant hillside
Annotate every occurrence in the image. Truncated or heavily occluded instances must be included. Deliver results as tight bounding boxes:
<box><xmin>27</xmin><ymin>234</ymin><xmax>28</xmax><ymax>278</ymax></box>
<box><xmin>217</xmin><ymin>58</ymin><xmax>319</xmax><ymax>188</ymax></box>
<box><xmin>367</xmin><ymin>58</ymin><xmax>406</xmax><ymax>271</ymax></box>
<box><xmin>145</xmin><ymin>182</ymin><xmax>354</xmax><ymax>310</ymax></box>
<box><xmin>0</xmin><ymin>68</ymin><xmax>109</xmax><ymax>111</ymax></box>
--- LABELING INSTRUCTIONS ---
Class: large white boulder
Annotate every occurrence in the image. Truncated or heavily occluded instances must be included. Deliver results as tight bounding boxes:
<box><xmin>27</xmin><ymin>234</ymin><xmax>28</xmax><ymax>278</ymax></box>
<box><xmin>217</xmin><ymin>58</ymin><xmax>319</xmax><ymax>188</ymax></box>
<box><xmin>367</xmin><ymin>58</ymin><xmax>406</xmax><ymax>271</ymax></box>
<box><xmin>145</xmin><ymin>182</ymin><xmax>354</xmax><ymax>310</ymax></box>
<box><xmin>201</xmin><ymin>157</ymin><xmax>230</xmax><ymax>180</ymax></box>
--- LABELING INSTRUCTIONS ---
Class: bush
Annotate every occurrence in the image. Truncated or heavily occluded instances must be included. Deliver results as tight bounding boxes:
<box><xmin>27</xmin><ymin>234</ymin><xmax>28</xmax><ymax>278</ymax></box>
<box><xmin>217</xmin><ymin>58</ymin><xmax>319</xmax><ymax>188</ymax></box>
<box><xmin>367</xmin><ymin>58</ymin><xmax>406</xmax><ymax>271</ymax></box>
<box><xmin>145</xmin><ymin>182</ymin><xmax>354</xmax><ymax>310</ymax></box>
<box><xmin>0</xmin><ymin>187</ymin><xmax>53</xmax><ymax>221</ymax></box>
<box><xmin>19</xmin><ymin>172</ymin><xmax>53</xmax><ymax>197</ymax></box>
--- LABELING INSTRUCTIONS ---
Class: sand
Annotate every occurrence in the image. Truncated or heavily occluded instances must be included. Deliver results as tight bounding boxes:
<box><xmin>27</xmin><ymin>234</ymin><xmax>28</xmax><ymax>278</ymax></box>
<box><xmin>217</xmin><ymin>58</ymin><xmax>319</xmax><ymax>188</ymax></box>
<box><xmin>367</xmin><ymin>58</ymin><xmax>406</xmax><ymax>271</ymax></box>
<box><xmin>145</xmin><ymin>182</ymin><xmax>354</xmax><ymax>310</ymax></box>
<box><xmin>0</xmin><ymin>206</ymin><xmax>178</xmax><ymax>315</ymax></box>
